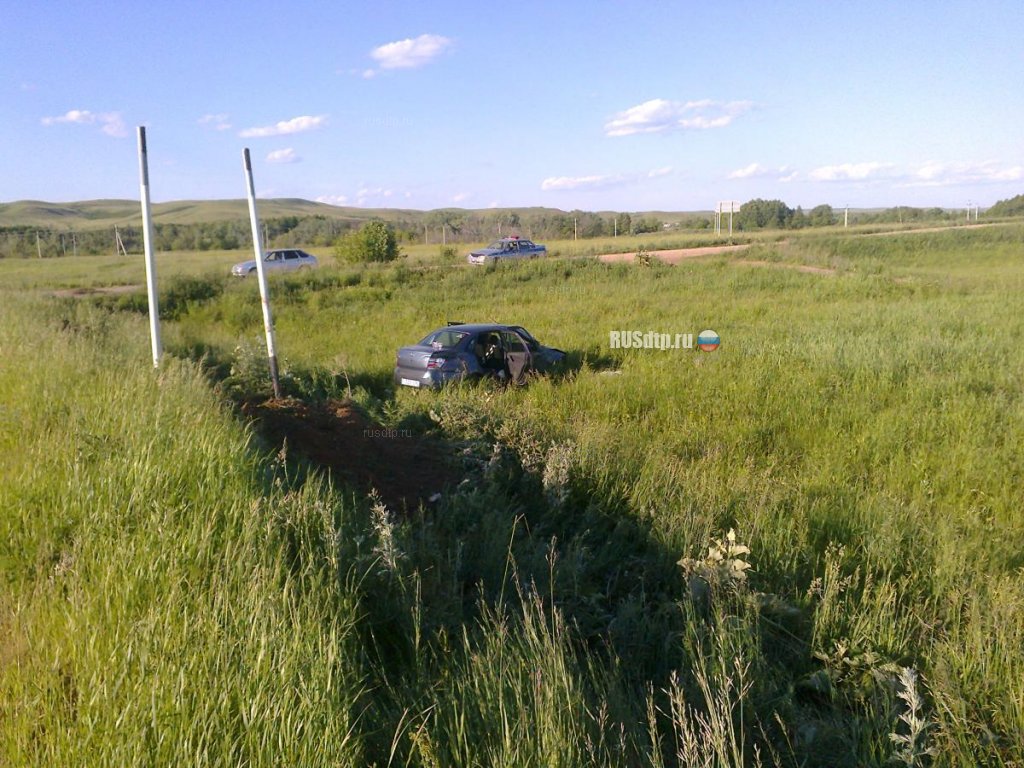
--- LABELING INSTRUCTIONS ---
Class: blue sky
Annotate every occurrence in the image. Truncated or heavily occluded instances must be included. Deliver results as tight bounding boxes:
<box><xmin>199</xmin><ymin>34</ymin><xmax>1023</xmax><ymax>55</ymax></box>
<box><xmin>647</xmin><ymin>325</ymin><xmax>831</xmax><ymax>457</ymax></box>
<box><xmin>3</xmin><ymin>0</ymin><xmax>1022</xmax><ymax>211</ymax></box>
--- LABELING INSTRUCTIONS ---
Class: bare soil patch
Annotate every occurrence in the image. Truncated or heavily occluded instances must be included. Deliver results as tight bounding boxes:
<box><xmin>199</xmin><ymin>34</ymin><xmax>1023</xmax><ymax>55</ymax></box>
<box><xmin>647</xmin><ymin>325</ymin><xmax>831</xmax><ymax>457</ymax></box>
<box><xmin>51</xmin><ymin>284</ymin><xmax>142</xmax><ymax>299</ymax></box>
<box><xmin>242</xmin><ymin>397</ymin><xmax>460</xmax><ymax>513</ymax></box>
<box><xmin>733</xmin><ymin>259</ymin><xmax>837</xmax><ymax>276</ymax></box>
<box><xmin>597</xmin><ymin>243</ymin><xmax>751</xmax><ymax>264</ymax></box>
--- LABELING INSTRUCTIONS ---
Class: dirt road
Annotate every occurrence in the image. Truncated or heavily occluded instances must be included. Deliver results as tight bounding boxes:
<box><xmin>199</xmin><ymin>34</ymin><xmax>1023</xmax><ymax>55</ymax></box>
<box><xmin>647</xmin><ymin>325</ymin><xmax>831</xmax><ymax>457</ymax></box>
<box><xmin>597</xmin><ymin>243</ymin><xmax>751</xmax><ymax>264</ymax></box>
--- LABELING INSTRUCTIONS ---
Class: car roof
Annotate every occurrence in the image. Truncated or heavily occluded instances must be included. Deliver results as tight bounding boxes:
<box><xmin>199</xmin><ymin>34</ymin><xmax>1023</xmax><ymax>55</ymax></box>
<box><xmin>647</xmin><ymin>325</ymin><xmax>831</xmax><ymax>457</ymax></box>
<box><xmin>434</xmin><ymin>323</ymin><xmax>522</xmax><ymax>334</ymax></box>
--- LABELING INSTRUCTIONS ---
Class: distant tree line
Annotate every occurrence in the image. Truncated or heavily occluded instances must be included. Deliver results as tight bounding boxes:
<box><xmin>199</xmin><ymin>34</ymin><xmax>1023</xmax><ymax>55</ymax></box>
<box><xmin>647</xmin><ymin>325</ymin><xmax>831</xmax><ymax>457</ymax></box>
<box><xmin>5</xmin><ymin>193</ymin><xmax>1007</xmax><ymax>258</ymax></box>
<box><xmin>0</xmin><ymin>209</ymin><xmax>699</xmax><ymax>258</ymax></box>
<box><xmin>987</xmin><ymin>193</ymin><xmax>1024</xmax><ymax>218</ymax></box>
<box><xmin>0</xmin><ymin>216</ymin><xmax>353</xmax><ymax>259</ymax></box>
<box><xmin>734</xmin><ymin>199</ymin><xmax>968</xmax><ymax>231</ymax></box>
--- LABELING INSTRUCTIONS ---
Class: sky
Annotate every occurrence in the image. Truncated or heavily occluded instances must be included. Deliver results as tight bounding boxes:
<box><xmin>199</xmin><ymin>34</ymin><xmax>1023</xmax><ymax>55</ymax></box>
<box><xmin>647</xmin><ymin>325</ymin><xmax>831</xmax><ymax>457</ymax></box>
<box><xmin>3</xmin><ymin>0</ymin><xmax>1023</xmax><ymax>212</ymax></box>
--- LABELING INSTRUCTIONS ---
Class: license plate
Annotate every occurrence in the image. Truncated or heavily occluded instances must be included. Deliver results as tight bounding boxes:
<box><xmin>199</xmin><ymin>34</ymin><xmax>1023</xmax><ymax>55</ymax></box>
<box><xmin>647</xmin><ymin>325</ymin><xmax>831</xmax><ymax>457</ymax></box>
<box><xmin>400</xmin><ymin>378</ymin><xmax>421</xmax><ymax>388</ymax></box>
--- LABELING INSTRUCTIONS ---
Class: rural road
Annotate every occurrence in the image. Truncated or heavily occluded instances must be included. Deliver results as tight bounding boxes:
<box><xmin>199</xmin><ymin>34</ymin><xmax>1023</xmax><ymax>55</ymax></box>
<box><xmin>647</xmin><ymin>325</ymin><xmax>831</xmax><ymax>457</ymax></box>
<box><xmin>597</xmin><ymin>243</ymin><xmax>752</xmax><ymax>264</ymax></box>
<box><xmin>595</xmin><ymin>222</ymin><xmax>996</xmax><ymax>270</ymax></box>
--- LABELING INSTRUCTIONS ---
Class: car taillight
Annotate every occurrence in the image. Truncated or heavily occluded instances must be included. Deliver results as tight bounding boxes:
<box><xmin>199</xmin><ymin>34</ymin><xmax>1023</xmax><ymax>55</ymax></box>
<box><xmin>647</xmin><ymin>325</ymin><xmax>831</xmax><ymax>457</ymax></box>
<box><xmin>428</xmin><ymin>356</ymin><xmax>459</xmax><ymax>371</ymax></box>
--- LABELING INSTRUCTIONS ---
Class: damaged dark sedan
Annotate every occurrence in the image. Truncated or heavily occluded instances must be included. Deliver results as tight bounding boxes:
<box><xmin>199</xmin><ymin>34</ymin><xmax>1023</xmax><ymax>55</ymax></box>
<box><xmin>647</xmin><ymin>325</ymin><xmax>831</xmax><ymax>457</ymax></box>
<box><xmin>394</xmin><ymin>323</ymin><xmax>566</xmax><ymax>389</ymax></box>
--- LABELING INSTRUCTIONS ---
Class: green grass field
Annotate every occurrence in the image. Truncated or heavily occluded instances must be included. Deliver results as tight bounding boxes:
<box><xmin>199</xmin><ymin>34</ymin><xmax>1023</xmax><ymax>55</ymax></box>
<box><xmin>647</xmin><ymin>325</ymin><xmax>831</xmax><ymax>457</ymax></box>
<box><xmin>2</xmin><ymin>223</ymin><xmax>1022</xmax><ymax>765</ymax></box>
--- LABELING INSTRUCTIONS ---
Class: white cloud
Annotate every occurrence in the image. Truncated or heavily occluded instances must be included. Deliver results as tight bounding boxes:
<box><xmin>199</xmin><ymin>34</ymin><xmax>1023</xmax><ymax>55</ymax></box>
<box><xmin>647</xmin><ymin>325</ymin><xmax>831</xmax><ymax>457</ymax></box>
<box><xmin>370</xmin><ymin>34</ymin><xmax>453</xmax><ymax>71</ymax></box>
<box><xmin>42</xmin><ymin>109</ymin><xmax>126</xmax><ymax>138</ymax></box>
<box><xmin>266</xmin><ymin>148</ymin><xmax>300</xmax><ymax>164</ymax></box>
<box><xmin>198</xmin><ymin>113</ymin><xmax>232</xmax><ymax>131</ymax></box>
<box><xmin>897</xmin><ymin>160</ymin><xmax>1024</xmax><ymax>187</ymax></box>
<box><xmin>315</xmin><ymin>194</ymin><xmax>349</xmax><ymax>206</ymax></box>
<box><xmin>808</xmin><ymin>162</ymin><xmax>894</xmax><ymax>182</ymax></box>
<box><xmin>542</xmin><ymin>166</ymin><xmax>675</xmax><ymax>191</ymax></box>
<box><xmin>452</xmin><ymin>192</ymin><xmax>470</xmax><ymax>203</ymax></box>
<box><xmin>354</xmin><ymin>186</ymin><xmax>395</xmax><ymax>206</ymax></box>
<box><xmin>541</xmin><ymin>174</ymin><xmax>621</xmax><ymax>191</ymax></box>
<box><xmin>240</xmin><ymin>115</ymin><xmax>327</xmax><ymax>138</ymax></box>
<box><xmin>605</xmin><ymin>99</ymin><xmax>753</xmax><ymax>137</ymax></box>
<box><xmin>728</xmin><ymin>163</ymin><xmax>767</xmax><ymax>179</ymax></box>
<box><xmin>728</xmin><ymin>163</ymin><xmax>794</xmax><ymax>181</ymax></box>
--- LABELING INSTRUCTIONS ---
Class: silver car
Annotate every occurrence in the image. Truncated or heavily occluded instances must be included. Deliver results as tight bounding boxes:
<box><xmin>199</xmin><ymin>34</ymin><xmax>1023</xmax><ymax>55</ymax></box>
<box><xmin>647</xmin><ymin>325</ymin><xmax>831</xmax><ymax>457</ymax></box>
<box><xmin>394</xmin><ymin>323</ymin><xmax>566</xmax><ymax>388</ymax></box>
<box><xmin>231</xmin><ymin>248</ymin><xmax>318</xmax><ymax>277</ymax></box>
<box><xmin>467</xmin><ymin>237</ymin><xmax>547</xmax><ymax>265</ymax></box>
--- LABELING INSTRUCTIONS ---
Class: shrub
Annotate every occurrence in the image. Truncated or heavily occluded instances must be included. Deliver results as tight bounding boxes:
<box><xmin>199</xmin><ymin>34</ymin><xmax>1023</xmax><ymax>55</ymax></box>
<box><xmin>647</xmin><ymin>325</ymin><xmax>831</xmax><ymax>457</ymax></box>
<box><xmin>333</xmin><ymin>220</ymin><xmax>400</xmax><ymax>263</ymax></box>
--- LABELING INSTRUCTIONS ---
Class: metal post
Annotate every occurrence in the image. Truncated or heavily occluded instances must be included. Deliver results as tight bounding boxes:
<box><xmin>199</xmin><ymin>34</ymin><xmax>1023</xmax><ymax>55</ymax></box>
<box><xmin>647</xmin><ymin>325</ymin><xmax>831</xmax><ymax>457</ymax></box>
<box><xmin>242</xmin><ymin>148</ymin><xmax>282</xmax><ymax>399</ymax></box>
<box><xmin>137</xmin><ymin>127</ymin><xmax>163</xmax><ymax>368</ymax></box>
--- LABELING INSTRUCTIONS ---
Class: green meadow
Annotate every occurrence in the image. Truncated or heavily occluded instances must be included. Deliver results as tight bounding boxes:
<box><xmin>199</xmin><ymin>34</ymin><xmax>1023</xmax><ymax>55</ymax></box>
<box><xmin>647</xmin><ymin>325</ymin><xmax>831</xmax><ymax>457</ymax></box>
<box><xmin>2</xmin><ymin>223</ymin><xmax>1022</xmax><ymax>766</ymax></box>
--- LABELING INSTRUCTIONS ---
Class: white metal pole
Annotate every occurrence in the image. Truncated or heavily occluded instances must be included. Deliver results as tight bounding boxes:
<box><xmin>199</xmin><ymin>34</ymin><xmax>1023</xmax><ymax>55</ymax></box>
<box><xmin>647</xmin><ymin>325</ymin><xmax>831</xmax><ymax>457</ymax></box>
<box><xmin>137</xmin><ymin>127</ymin><xmax>162</xmax><ymax>367</ymax></box>
<box><xmin>243</xmin><ymin>148</ymin><xmax>282</xmax><ymax>399</ymax></box>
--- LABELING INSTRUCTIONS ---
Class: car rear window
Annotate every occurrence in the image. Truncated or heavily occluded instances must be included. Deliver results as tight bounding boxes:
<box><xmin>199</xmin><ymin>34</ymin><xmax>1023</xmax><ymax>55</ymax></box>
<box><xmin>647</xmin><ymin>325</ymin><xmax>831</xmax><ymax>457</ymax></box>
<box><xmin>419</xmin><ymin>330</ymin><xmax>468</xmax><ymax>349</ymax></box>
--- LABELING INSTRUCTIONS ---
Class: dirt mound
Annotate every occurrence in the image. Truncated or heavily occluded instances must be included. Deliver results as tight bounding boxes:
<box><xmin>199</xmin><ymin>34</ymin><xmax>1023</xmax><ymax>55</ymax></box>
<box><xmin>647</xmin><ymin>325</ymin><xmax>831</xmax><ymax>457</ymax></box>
<box><xmin>243</xmin><ymin>398</ymin><xmax>459</xmax><ymax>513</ymax></box>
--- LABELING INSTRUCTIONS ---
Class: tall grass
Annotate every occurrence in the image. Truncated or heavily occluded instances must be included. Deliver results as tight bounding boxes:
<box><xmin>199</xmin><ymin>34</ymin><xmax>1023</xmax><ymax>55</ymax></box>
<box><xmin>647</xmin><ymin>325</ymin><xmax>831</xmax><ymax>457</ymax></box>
<box><xmin>3</xmin><ymin>223</ymin><xmax>1024</xmax><ymax>764</ymax></box>
<box><xmin>0</xmin><ymin>296</ymin><xmax>368</xmax><ymax>765</ymax></box>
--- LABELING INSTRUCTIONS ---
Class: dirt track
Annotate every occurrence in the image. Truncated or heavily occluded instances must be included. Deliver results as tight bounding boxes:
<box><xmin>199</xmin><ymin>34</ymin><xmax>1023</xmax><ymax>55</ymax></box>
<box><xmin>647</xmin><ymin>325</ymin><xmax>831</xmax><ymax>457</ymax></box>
<box><xmin>597</xmin><ymin>243</ymin><xmax>751</xmax><ymax>264</ymax></box>
<box><xmin>51</xmin><ymin>284</ymin><xmax>142</xmax><ymax>298</ymax></box>
<box><xmin>596</xmin><ymin>222</ymin><xmax>998</xmax><ymax>268</ymax></box>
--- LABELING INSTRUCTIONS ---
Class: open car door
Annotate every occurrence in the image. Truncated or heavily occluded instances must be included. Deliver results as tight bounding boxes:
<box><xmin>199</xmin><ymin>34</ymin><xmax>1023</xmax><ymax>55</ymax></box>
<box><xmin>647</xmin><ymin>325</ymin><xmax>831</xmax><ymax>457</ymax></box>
<box><xmin>502</xmin><ymin>330</ymin><xmax>533</xmax><ymax>385</ymax></box>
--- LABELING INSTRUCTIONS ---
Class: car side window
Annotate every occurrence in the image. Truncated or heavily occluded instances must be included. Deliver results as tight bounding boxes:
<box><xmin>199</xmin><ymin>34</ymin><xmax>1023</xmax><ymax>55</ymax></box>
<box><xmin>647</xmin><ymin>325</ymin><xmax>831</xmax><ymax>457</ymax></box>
<box><xmin>501</xmin><ymin>332</ymin><xmax>528</xmax><ymax>353</ymax></box>
<box><xmin>285</xmin><ymin>251</ymin><xmax>297</xmax><ymax>260</ymax></box>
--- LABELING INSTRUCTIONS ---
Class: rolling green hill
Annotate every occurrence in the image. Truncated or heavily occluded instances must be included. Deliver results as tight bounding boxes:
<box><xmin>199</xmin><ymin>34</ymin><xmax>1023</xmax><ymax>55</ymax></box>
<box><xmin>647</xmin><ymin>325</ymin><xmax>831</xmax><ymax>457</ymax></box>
<box><xmin>0</xmin><ymin>198</ymin><xmax>710</xmax><ymax>232</ymax></box>
<box><xmin>0</xmin><ymin>198</ymin><xmax>414</xmax><ymax>230</ymax></box>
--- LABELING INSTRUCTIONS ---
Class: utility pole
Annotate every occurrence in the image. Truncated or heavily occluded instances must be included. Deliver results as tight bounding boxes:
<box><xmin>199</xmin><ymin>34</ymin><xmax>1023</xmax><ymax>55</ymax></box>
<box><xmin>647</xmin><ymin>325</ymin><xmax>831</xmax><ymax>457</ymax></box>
<box><xmin>844</xmin><ymin>205</ymin><xmax>849</xmax><ymax>228</ymax></box>
<box><xmin>574</xmin><ymin>217</ymin><xmax>577</xmax><ymax>241</ymax></box>
<box><xmin>36</xmin><ymin>232</ymin><xmax>42</xmax><ymax>259</ymax></box>
<box><xmin>243</xmin><ymin>148</ymin><xmax>282</xmax><ymax>399</ymax></box>
<box><xmin>137</xmin><ymin>126</ymin><xmax>163</xmax><ymax>367</ymax></box>
<box><xmin>114</xmin><ymin>226</ymin><xmax>128</xmax><ymax>257</ymax></box>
